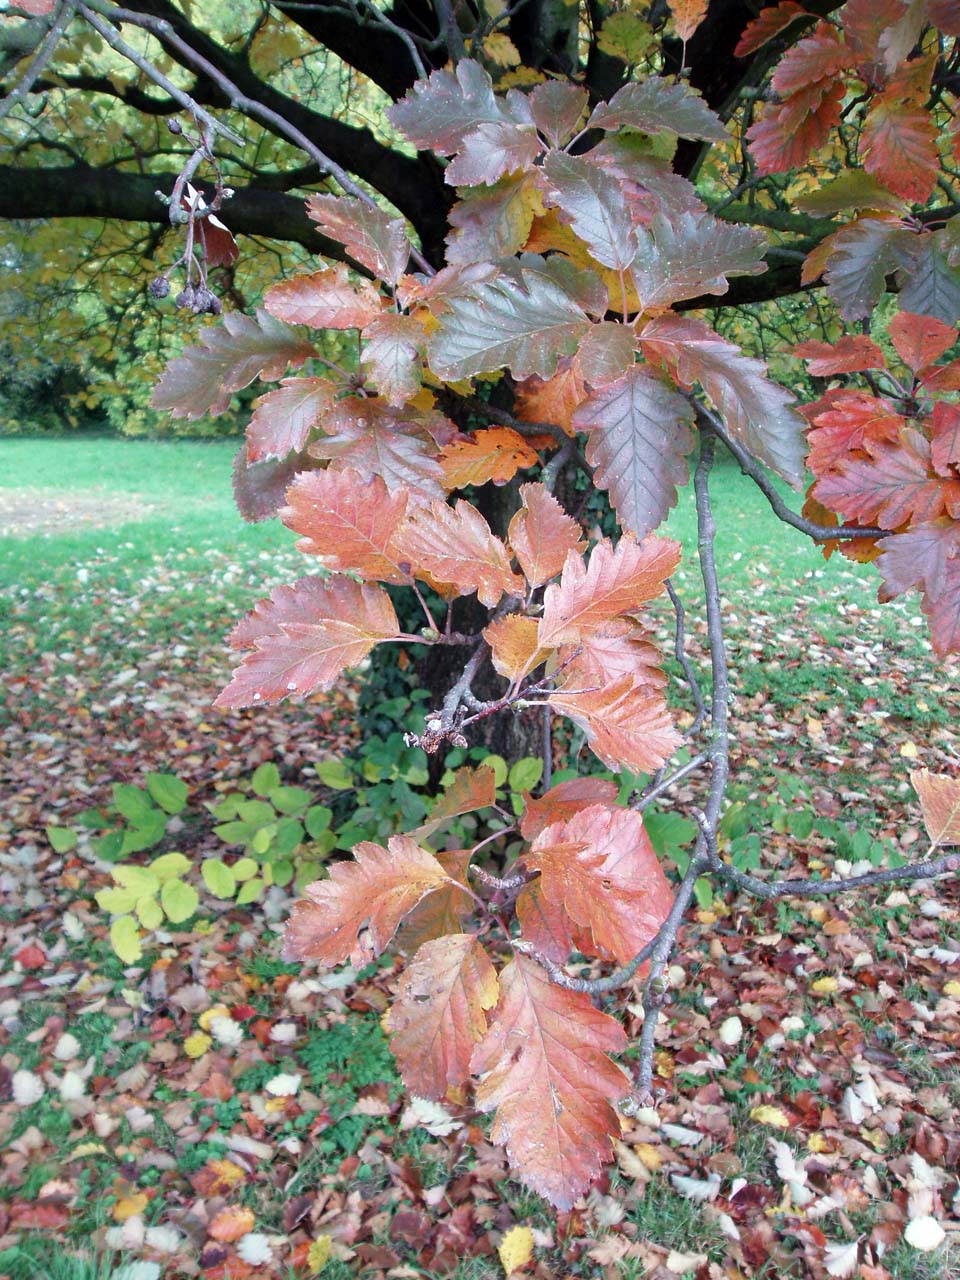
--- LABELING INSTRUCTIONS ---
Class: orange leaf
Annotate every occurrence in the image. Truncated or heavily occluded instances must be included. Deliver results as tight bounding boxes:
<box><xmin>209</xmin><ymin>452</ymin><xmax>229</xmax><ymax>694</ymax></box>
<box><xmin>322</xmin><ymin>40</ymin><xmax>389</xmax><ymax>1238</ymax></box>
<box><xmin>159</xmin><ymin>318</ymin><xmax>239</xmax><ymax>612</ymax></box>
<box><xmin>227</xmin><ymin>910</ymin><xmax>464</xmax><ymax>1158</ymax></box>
<box><xmin>471</xmin><ymin>955</ymin><xmax>629</xmax><ymax>1209</ymax></box>
<box><xmin>395</xmin><ymin>498</ymin><xmax>526</xmax><ymax>606</ymax></box>
<box><xmin>397</xmin><ymin>849</ymin><xmax>475</xmax><ymax>951</ymax></box>
<box><xmin>208</xmin><ymin>1206</ymin><xmax>256</xmax><ymax>1243</ymax></box>
<box><xmin>386</xmin><ymin>934</ymin><xmax>499</xmax><ymax>1098</ymax></box>
<box><xmin>537</xmin><ymin>534</ymin><xmax>680</xmax><ymax>648</ymax></box>
<box><xmin>281</xmin><ymin>467</ymin><xmax>411</xmax><ymax>583</ymax></box>
<box><xmin>734</xmin><ymin>1</ymin><xmax>808</xmax><ymax>57</ymax></box>
<box><xmin>483</xmin><ymin>614</ymin><xmax>550</xmax><ymax>681</ymax></box>
<box><xmin>669</xmin><ymin>0</ymin><xmax>708</xmax><ymax>42</ymax></box>
<box><xmin>283</xmin><ymin>836</ymin><xmax>451</xmax><ymax>966</ymax></box>
<box><xmin>264</xmin><ymin>265</ymin><xmax>383</xmax><ymax>330</ymax></box>
<box><xmin>549</xmin><ymin>673</ymin><xmax>682</xmax><ymax>774</ymax></box>
<box><xmin>407</xmin><ymin>766</ymin><xmax>498</xmax><ymax>843</ymax></box>
<box><xmin>438</xmin><ymin>427</ymin><xmax>540</xmax><ymax>489</ymax></box>
<box><xmin>519</xmin><ymin>777</ymin><xmax>619</xmax><ymax>841</ymax></box>
<box><xmin>508</xmin><ymin>482</ymin><xmax>586</xmax><ymax>589</ymax></box>
<box><xmin>792</xmin><ymin>335</ymin><xmax>886</xmax><ymax>376</ymax></box>
<box><xmin>910</xmin><ymin>769</ymin><xmax>960</xmax><ymax>845</ymax></box>
<box><xmin>887</xmin><ymin>312</ymin><xmax>958</xmax><ymax>373</ymax></box>
<box><xmin>515</xmin><ymin>358</ymin><xmax>587</xmax><ymax>435</ymax></box>
<box><xmin>860</xmin><ymin>97</ymin><xmax>939</xmax><ymax>205</ymax></box>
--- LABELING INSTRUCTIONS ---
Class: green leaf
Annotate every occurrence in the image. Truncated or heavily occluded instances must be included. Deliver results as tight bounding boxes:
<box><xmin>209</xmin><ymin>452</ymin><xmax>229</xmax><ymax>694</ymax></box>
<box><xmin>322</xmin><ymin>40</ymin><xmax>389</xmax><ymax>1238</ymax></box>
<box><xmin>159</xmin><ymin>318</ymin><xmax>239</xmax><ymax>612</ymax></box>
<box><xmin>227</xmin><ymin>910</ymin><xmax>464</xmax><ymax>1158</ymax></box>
<box><xmin>96</xmin><ymin>886</ymin><xmax>138</xmax><ymax>915</ymax></box>
<box><xmin>110</xmin><ymin>916</ymin><xmax>143</xmax><ymax>965</ymax></box>
<box><xmin>642</xmin><ymin>809</ymin><xmax>698</xmax><ymax>857</ymax></box>
<box><xmin>271</xmin><ymin>859</ymin><xmax>295</xmax><ymax>887</ymax></box>
<box><xmin>693</xmin><ymin>877</ymin><xmax>714</xmax><ymax>910</ymax></box>
<box><xmin>93</xmin><ymin>831</ymin><xmax>126</xmax><ymax>862</ymax></box>
<box><xmin>509</xmin><ymin>757</ymin><xmax>544</xmax><ymax>793</ymax></box>
<box><xmin>251</xmin><ymin>762</ymin><xmax>282</xmax><ymax>796</ymax></box>
<box><xmin>238</xmin><ymin>799</ymin><xmax>278</xmax><ymax>826</ymax></box>
<box><xmin>236</xmin><ymin>878</ymin><xmax>264</xmax><ymax>905</ymax></box>
<box><xmin>232</xmin><ymin>857</ymin><xmax>259</xmax><ymax>882</ymax></box>
<box><xmin>210</xmin><ymin>793</ymin><xmax>244</xmax><ymax>820</ymax></box>
<box><xmin>113</xmin><ymin>866</ymin><xmax>161</xmax><ymax>897</ymax></box>
<box><xmin>120</xmin><ymin>810</ymin><xmax>168</xmax><ymax>854</ymax></box>
<box><xmin>145</xmin><ymin>773</ymin><xmax>188</xmax><ymax>815</ymax></box>
<box><xmin>252</xmin><ymin>826</ymin><xmax>275</xmax><ymax>856</ymax></box>
<box><xmin>482</xmin><ymin>754</ymin><xmax>509</xmax><ymax>787</ymax></box>
<box><xmin>202</xmin><ymin>858</ymin><xmax>237</xmax><ymax>899</ymax></box>
<box><xmin>112</xmin><ymin>784</ymin><xmax>154</xmax><ymax>823</ymax></box>
<box><xmin>270</xmin><ymin>785</ymin><xmax>312</xmax><ymax>814</ymax></box>
<box><xmin>136</xmin><ymin>896</ymin><xmax>164</xmax><ymax>930</ymax></box>
<box><xmin>149</xmin><ymin>852</ymin><xmax>191</xmax><ymax>883</ymax></box>
<box><xmin>160</xmin><ymin>879</ymin><xmax>199</xmax><ymax>925</ymax></box>
<box><xmin>214</xmin><ymin>820</ymin><xmax>257</xmax><ymax>846</ymax></box>
<box><xmin>427</xmin><ymin>254</ymin><xmax>599</xmax><ymax>381</ymax></box>
<box><xmin>46</xmin><ymin>826</ymin><xmax>78</xmax><ymax>853</ymax></box>
<box><xmin>305</xmin><ymin>805</ymin><xmax>333</xmax><ymax>837</ymax></box>
<box><xmin>272</xmin><ymin>817</ymin><xmax>304</xmax><ymax>857</ymax></box>
<box><xmin>77</xmin><ymin>807</ymin><xmax>110</xmax><ymax>830</ymax></box>
<box><xmin>316</xmin><ymin>759</ymin><xmax>355</xmax><ymax>791</ymax></box>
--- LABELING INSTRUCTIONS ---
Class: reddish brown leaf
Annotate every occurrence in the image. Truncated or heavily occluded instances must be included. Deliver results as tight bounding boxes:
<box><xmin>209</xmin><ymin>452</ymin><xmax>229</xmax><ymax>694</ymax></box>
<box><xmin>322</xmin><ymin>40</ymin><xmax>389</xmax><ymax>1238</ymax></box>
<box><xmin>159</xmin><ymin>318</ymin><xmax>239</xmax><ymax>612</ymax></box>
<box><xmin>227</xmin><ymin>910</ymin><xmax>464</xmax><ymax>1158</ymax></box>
<box><xmin>747</xmin><ymin>82</ymin><xmax>844</xmax><ymax>173</ymax></box>
<box><xmin>887</xmin><ymin>311</ymin><xmax>958</xmax><ymax>372</ymax></box>
<box><xmin>438</xmin><ymin>427</ymin><xmax>540</xmax><ymax>490</ymax></box>
<box><xmin>669</xmin><ymin>0</ymin><xmax>708</xmax><ymax>41</ymax></box>
<box><xmin>471</xmin><ymin>955</ymin><xmax>629</xmax><ymax>1210</ymax></box>
<box><xmin>860</xmin><ymin>97</ymin><xmax>939</xmax><ymax>205</ymax></box>
<box><xmin>281</xmin><ymin>467</ymin><xmax>411</xmax><ymax>583</ymax></box>
<box><xmin>361</xmin><ymin>313</ymin><xmax>426</xmax><ymax>405</ymax></box>
<box><xmin>792</xmin><ymin>335</ymin><xmax>886</xmax><ymax>375</ymax></box>
<box><xmin>232</xmin><ymin>446</ymin><xmax>314</xmax><ymax>523</ymax></box>
<box><xmin>876</xmin><ymin>519</ymin><xmax>960</xmax><ymax>654</ymax></box>
<box><xmin>245</xmin><ymin>377</ymin><xmax>335</xmax><ymax>463</ymax></box>
<box><xmin>283</xmin><ymin>836</ymin><xmax>451</xmax><ymax>966</ymax></box>
<box><xmin>910</xmin><ymin>769</ymin><xmax>960</xmax><ymax>846</ymax></box>
<box><xmin>931</xmin><ymin>401</ymin><xmax>960</xmax><ymax>476</ymax></box>
<box><xmin>811</xmin><ymin>431</ymin><xmax>950</xmax><ymax>529</ymax></box>
<box><xmin>734</xmin><ymin>1</ymin><xmax>809</xmax><ymax>57</ymax></box>
<box><xmin>804</xmin><ymin>390</ymin><xmax>904</xmax><ymax>475</ymax></box>
<box><xmin>394</xmin><ymin>498</ymin><xmax>525</xmax><ymax>606</ymax></box>
<box><xmin>519</xmin><ymin>777</ymin><xmax>620</xmax><ymax>841</ymax></box>
<box><xmin>527</xmin><ymin>804</ymin><xmax>673</xmax><ymax>964</ymax></box>
<box><xmin>397</xmin><ymin>850</ymin><xmax>475</xmax><ymax>951</ymax></box>
<box><xmin>538</xmin><ymin>534</ymin><xmax>680</xmax><ymax>648</ymax></box>
<box><xmin>507</xmin><ymin>482</ymin><xmax>586</xmax><ymax>589</ymax></box>
<box><xmin>264</xmin><ymin>265</ymin><xmax>383</xmax><ymax>330</ymax></box>
<box><xmin>215</xmin><ymin>576</ymin><xmax>399</xmax><ymax>707</ymax></box>
<box><xmin>483</xmin><ymin>614</ymin><xmax>550</xmax><ymax>682</ymax></box>
<box><xmin>576</xmin><ymin>322</ymin><xmax>637</xmax><ymax>388</ymax></box>
<box><xmin>407</xmin><ymin>766</ymin><xmax>498</xmax><ymax>844</ymax></box>
<box><xmin>308</xmin><ymin>397</ymin><xmax>449</xmax><ymax>503</ymax></box>
<box><xmin>386</xmin><ymin>934</ymin><xmax>499</xmax><ymax>1098</ymax></box>
<box><xmin>305</xmin><ymin>193</ymin><xmax>410</xmax><ymax>285</ymax></box>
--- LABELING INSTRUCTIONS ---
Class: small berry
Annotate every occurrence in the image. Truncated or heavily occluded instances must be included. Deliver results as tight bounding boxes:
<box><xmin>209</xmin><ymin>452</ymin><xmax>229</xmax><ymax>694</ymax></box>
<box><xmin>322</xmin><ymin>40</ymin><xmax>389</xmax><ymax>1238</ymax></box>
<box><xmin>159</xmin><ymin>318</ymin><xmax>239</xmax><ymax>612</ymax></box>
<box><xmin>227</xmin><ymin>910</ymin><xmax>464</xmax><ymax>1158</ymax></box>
<box><xmin>149</xmin><ymin>276</ymin><xmax>170</xmax><ymax>299</ymax></box>
<box><xmin>167</xmin><ymin>118</ymin><xmax>183</xmax><ymax>134</ymax></box>
<box><xmin>175</xmin><ymin>285</ymin><xmax>196</xmax><ymax>309</ymax></box>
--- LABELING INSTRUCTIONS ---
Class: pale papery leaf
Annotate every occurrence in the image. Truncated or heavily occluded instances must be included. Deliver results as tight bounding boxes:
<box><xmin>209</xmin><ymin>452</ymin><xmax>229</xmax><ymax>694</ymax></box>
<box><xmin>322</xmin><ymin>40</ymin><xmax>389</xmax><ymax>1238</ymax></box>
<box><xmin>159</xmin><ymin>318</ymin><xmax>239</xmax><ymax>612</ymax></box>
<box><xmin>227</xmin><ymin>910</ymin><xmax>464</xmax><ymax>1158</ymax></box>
<box><xmin>308</xmin><ymin>396</ymin><xmax>447</xmax><ymax>503</ymax></box>
<box><xmin>519</xmin><ymin>777</ymin><xmax>620</xmax><ymax>841</ymax></box>
<box><xmin>399</xmin><ymin>1096</ymin><xmax>463</xmax><ymax>1136</ymax></box>
<box><xmin>387</xmin><ymin>59</ymin><xmax>531</xmax><ymax>156</ymax></box>
<box><xmin>280</xmin><ymin>467</ymin><xmax>411</xmax><ymax>582</ymax></box>
<box><xmin>549</xmin><ymin>672</ymin><xmax>682</xmax><ymax>774</ymax></box>
<box><xmin>215</xmin><ymin>576</ymin><xmax>399</xmax><ymax>707</ymax></box>
<box><xmin>823</xmin><ymin>1241</ymin><xmax>860</xmax><ymax>1277</ymax></box>
<box><xmin>586</xmin><ymin>77</ymin><xmax>726</xmax><ymax>141</ymax></box>
<box><xmin>283</xmin><ymin>835</ymin><xmax>451</xmax><ymax>966</ymax></box>
<box><xmin>245</xmin><ymin>377</ymin><xmax>336</xmax><ymax>463</ymax></box>
<box><xmin>264</xmin><ymin>265</ymin><xmax>382</xmax><ymax>330</ymax></box>
<box><xmin>528</xmin><ymin>80</ymin><xmax>588</xmax><ymax>147</ymax></box>
<box><xmin>152</xmin><ymin>310</ymin><xmax>316</xmax><ymax>420</ymax></box>
<box><xmin>483</xmin><ymin>613</ymin><xmax>550</xmax><ymax>681</ymax></box>
<box><xmin>573</xmin><ymin>365</ymin><xmax>696</xmax><ymax>539</ymax></box>
<box><xmin>437</xmin><ymin>427</ymin><xmax>540</xmax><ymax>490</ymax></box>
<box><xmin>427</xmin><ymin>254</ymin><xmax>599</xmax><ymax>382</ymax></box>
<box><xmin>360</xmin><ymin>313</ymin><xmax>425</xmax><ymax>406</ymax></box>
<box><xmin>903</xmin><ymin>1216</ymin><xmax>946</xmax><ymax>1252</ymax></box>
<box><xmin>529</xmin><ymin>804</ymin><xmax>673</xmax><ymax>964</ymax></box>
<box><xmin>540</xmin><ymin>151</ymin><xmax>638</xmax><ymax>271</ymax></box>
<box><xmin>386</xmin><ymin>934</ymin><xmax>499</xmax><ymax>1099</ymax></box>
<box><xmin>232</xmin><ymin>446</ymin><xmax>314</xmax><ymax>523</ymax></box>
<box><xmin>640</xmin><ymin>313</ymin><xmax>806</xmax><ymax>486</ymax></box>
<box><xmin>471</xmin><ymin>955</ymin><xmax>629</xmax><ymax>1210</ymax></box>
<box><xmin>445</xmin><ymin>122</ymin><xmax>542</xmax><ymax>187</ymax></box>
<box><xmin>507</xmin><ymin>482</ymin><xmax>586</xmax><ymax>589</ymax></box>
<box><xmin>631</xmin><ymin>212</ymin><xmax>767</xmax><ymax>309</ymax></box>
<box><xmin>670</xmin><ymin>1172</ymin><xmax>721</xmax><ymax>1202</ymax></box>
<box><xmin>393</xmin><ymin>498</ymin><xmax>525</xmax><ymax>606</ymax></box>
<box><xmin>305</xmin><ymin>193</ymin><xmax>410</xmax><ymax>285</ymax></box>
<box><xmin>909</xmin><ymin>768</ymin><xmax>960</xmax><ymax>845</ymax></box>
<box><xmin>538</xmin><ymin>534</ymin><xmax>680</xmax><ymax>648</ymax></box>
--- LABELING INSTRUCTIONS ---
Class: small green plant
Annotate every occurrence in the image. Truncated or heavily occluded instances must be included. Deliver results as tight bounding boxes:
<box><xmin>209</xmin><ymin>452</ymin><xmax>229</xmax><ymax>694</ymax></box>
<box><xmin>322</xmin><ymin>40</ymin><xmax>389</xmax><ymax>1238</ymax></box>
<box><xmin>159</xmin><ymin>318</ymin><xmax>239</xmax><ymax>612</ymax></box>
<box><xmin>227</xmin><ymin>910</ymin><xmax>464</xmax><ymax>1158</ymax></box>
<box><xmin>95</xmin><ymin>851</ymin><xmax>198</xmax><ymax>964</ymax></box>
<box><xmin>48</xmin><ymin>772</ymin><xmax>188</xmax><ymax>862</ymax></box>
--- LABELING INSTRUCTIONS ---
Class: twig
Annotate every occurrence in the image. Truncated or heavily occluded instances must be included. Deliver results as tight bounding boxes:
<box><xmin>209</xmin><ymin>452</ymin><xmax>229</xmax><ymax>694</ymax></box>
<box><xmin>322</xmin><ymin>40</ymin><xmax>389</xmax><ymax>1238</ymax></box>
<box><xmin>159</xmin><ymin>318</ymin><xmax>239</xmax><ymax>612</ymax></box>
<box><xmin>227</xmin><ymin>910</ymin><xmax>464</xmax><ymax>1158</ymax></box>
<box><xmin>513</xmin><ymin>935</ymin><xmax>659</xmax><ymax>994</ymax></box>
<box><xmin>633</xmin><ymin>754</ymin><xmax>707</xmax><ymax>812</ymax></box>
<box><xmin>0</xmin><ymin>2</ymin><xmax>76</xmax><ymax>124</ymax></box>
<box><xmin>712</xmin><ymin>847</ymin><xmax>960</xmax><ymax>899</ymax></box>
<box><xmin>666</xmin><ymin>578</ymin><xmax>706</xmax><ymax>737</ymax></box>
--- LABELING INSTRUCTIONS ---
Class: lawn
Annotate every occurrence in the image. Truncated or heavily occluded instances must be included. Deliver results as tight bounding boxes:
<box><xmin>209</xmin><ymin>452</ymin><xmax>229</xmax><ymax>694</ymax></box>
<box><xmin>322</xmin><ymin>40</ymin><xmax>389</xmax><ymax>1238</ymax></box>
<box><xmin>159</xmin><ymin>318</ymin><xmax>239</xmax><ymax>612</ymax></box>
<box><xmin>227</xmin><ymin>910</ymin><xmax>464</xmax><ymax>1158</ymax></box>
<box><xmin>0</xmin><ymin>437</ymin><xmax>958</xmax><ymax>1280</ymax></box>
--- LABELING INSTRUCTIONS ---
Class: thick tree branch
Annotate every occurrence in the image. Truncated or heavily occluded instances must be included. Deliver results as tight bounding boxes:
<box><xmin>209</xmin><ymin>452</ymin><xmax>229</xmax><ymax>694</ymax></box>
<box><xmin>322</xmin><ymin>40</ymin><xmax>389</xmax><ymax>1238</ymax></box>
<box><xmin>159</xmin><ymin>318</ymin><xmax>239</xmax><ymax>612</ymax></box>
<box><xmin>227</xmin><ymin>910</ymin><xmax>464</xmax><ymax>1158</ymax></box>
<box><xmin>0</xmin><ymin>1</ymin><xmax>76</xmax><ymax>123</ymax></box>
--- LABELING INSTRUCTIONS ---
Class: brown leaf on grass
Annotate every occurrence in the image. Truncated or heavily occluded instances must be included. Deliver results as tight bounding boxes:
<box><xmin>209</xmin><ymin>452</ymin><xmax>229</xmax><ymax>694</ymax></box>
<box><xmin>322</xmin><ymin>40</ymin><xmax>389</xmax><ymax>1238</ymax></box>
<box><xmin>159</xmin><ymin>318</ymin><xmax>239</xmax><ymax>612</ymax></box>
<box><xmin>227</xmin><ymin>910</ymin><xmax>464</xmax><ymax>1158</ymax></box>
<box><xmin>910</xmin><ymin>768</ymin><xmax>960</xmax><ymax>845</ymax></box>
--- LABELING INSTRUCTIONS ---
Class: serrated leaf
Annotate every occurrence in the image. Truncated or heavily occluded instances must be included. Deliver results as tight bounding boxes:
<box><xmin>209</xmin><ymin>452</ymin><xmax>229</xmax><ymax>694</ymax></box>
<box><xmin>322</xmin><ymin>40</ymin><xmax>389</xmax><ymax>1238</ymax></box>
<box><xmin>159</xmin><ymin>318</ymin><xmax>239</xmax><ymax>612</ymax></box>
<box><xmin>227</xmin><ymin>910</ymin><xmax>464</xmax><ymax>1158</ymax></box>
<box><xmin>811</xmin><ymin>432</ymin><xmax>949</xmax><ymax>530</ymax></box>
<box><xmin>540</xmin><ymin>151</ymin><xmax>637</xmax><ymax>271</ymax></box>
<box><xmin>360</xmin><ymin>314</ymin><xmax>425</xmax><ymax>405</ymax></box>
<box><xmin>202</xmin><ymin>859</ymin><xmax>237</xmax><ymax>899</ymax></box>
<box><xmin>216</xmin><ymin>575</ymin><xmax>400</xmax><ymax>708</ymax></box>
<box><xmin>523</xmin><ymin>804</ymin><xmax>672</xmax><ymax>964</ymax></box>
<box><xmin>308</xmin><ymin>396</ymin><xmax>448</xmax><ymax>504</ymax></box>
<box><xmin>394</xmin><ymin>498</ymin><xmax>525</xmax><ymax>606</ymax></box>
<box><xmin>888</xmin><ymin>311</ymin><xmax>958</xmax><ymax>371</ymax></box>
<box><xmin>283</xmin><ymin>835</ymin><xmax>451</xmax><ymax>966</ymax></box>
<box><xmin>445</xmin><ymin>122</ymin><xmax>542</xmax><ymax>188</ymax></box>
<box><xmin>264</xmin><ymin>265</ymin><xmax>382</xmax><ymax>330</ymax></box>
<box><xmin>514</xmin><ymin>358</ymin><xmax>588</xmax><ymax>434</ymax></box>
<box><xmin>246</xmin><ymin>377</ymin><xmax>335</xmax><ymax>463</ymax></box>
<box><xmin>282</xmin><ymin>467</ymin><xmax>411</xmax><ymax>583</ymax></box>
<box><xmin>793</xmin><ymin>170</ymin><xmax>906</xmax><ymax>216</ymax></box>
<box><xmin>792</xmin><ymin>335</ymin><xmax>886</xmax><ymax>375</ymax></box>
<box><xmin>895</xmin><ymin>231</ymin><xmax>960</xmax><ymax>326</ymax></box>
<box><xmin>306</xmin><ymin>193</ymin><xmax>410</xmax><ymax>285</ymax></box>
<box><xmin>632</xmin><ymin>212</ymin><xmax>767</xmax><ymax>309</ymax></box>
<box><xmin>507</xmin><ymin>482</ymin><xmax>586</xmax><ymax>589</ymax></box>
<box><xmin>160</xmin><ymin>879</ymin><xmax>199</xmax><ymax>925</ymax></box>
<box><xmin>397</xmin><ymin>849</ymin><xmax>474</xmax><ymax>952</ymax></box>
<box><xmin>110</xmin><ymin>916</ymin><xmax>142</xmax><ymax>965</ymax></box>
<box><xmin>823</xmin><ymin>1241</ymin><xmax>860</xmax><ymax>1278</ymax></box>
<box><xmin>573</xmin><ymin>365</ymin><xmax>696</xmax><ymax>539</ymax></box>
<box><xmin>733</xmin><ymin>0</ymin><xmax>808</xmax><ymax>56</ymax></box>
<box><xmin>519</xmin><ymin>777</ymin><xmax>619</xmax><ymax>841</ymax></box>
<box><xmin>861</xmin><ymin>96</ymin><xmax>939</xmax><ymax>205</ymax></box>
<box><xmin>598</xmin><ymin>11</ymin><xmax>656</xmax><ymax>65</ymax></box>
<box><xmin>640</xmin><ymin>313</ymin><xmax>806</xmax><ymax>486</ymax></box>
<box><xmin>669</xmin><ymin>0</ymin><xmax>708</xmax><ymax>41</ymax></box>
<box><xmin>388</xmin><ymin>59</ymin><xmax>528</xmax><ymax>156</ymax></box>
<box><xmin>232</xmin><ymin>445</ymin><xmax>314</xmax><ymax>524</ymax></box>
<box><xmin>818</xmin><ymin>218</ymin><xmax>910</xmax><ymax>321</ymax></box>
<box><xmin>587</xmin><ymin>77</ymin><xmax>726</xmax><ymax>141</ymax></box>
<box><xmin>550</xmin><ymin>672</ymin><xmax>682</xmax><ymax>774</ymax></box>
<box><xmin>528</xmin><ymin>80</ymin><xmax>588</xmax><ymax>147</ymax></box>
<box><xmin>152</xmin><ymin>310</ymin><xmax>316</xmax><ymax>420</ymax></box>
<box><xmin>538</xmin><ymin>534</ymin><xmax>680</xmax><ymax>648</ymax></box>
<box><xmin>471</xmin><ymin>955</ymin><xmax>629</xmax><ymax>1210</ymax></box>
<box><xmin>407</xmin><ymin>766</ymin><xmax>498</xmax><ymax>843</ymax></box>
<box><xmin>576</xmin><ymin>322</ymin><xmax>637</xmax><ymax>389</ymax></box>
<box><xmin>438</xmin><ymin>427</ymin><xmax>540</xmax><ymax>489</ymax></box>
<box><xmin>909</xmin><ymin>768</ymin><xmax>960</xmax><ymax>846</ymax></box>
<box><xmin>483</xmin><ymin>614</ymin><xmax>550</xmax><ymax>681</ymax></box>
<box><xmin>446</xmin><ymin>174</ymin><xmax>542</xmax><ymax>266</ymax></box>
<box><xmin>386</xmin><ymin>934</ymin><xmax>499</xmax><ymax>1099</ymax></box>
<box><xmin>428</xmin><ymin>255</ymin><xmax>597</xmax><ymax>382</ymax></box>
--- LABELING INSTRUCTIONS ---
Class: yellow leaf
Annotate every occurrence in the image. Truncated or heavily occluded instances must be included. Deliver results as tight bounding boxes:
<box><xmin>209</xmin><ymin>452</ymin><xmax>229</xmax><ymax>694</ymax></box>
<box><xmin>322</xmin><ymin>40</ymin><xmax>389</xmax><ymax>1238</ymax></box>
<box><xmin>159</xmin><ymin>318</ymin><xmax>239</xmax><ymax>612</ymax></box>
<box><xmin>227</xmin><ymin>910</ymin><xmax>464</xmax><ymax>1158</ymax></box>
<box><xmin>69</xmin><ymin>1142</ymin><xmax>107</xmax><ymax>1159</ymax></box>
<box><xmin>808</xmin><ymin>1132</ymin><xmax>831</xmax><ymax>1153</ymax></box>
<box><xmin>199</xmin><ymin>1003</ymin><xmax>231</xmax><ymax>1030</ymax></box>
<box><xmin>184</xmin><ymin>1032</ymin><xmax>212</xmax><ymax>1059</ymax></box>
<box><xmin>484</xmin><ymin>32</ymin><xmax>521</xmax><ymax>67</ymax></box>
<box><xmin>308</xmin><ymin>1236</ymin><xmax>332</xmax><ymax>1273</ymax></box>
<box><xmin>811</xmin><ymin>976</ymin><xmax>839</xmax><ymax>994</ymax></box>
<box><xmin>113</xmin><ymin>1191</ymin><xmax>148</xmax><ymax>1221</ymax></box>
<box><xmin>749</xmin><ymin>1105</ymin><xmax>790</xmax><ymax>1129</ymax></box>
<box><xmin>110</xmin><ymin>916</ymin><xmax>142</xmax><ymax>966</ymax></box>
<box><xmin>900</xmin><ymin>741</ymin><xmax>919</xmax><ymax>759</ymax></box>
<box><xmin>809</xmin><ymin>905</ymin><xmax>829</xmax><ymax>923</ymax></box>
<box><xmin>499</xmin><ymin>1225</ymin><xmax>534</xmax><ymax>1275</ymax></box>
<box><xmin>634</xmin><ymin>1141</ymin><xmax>662</xmax><ymax>1171</ymax></box>
<box><xmin>944</xmin><ymin>980</ymin><xmax>960</xmax><ymax>997</ymax></box>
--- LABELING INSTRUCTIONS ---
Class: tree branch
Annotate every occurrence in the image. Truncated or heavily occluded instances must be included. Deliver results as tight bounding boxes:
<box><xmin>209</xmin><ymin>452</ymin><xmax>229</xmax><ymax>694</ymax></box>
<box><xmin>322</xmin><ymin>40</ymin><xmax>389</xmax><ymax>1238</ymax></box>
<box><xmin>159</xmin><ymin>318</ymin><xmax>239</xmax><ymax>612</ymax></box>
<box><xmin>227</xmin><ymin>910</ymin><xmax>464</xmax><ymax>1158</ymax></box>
<box><xmin>0</xmin><ymin>1</ymin><xmax>76</xmax><ymax>124</ymax></box>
